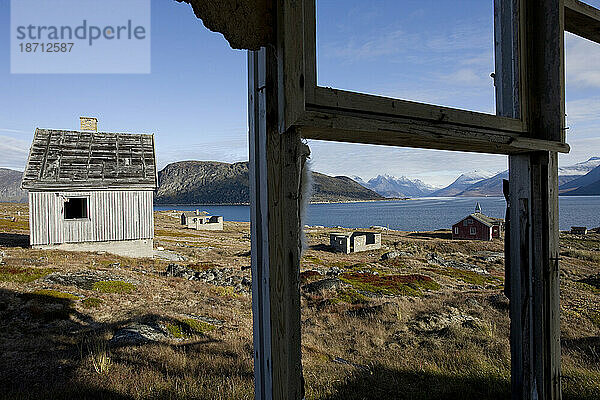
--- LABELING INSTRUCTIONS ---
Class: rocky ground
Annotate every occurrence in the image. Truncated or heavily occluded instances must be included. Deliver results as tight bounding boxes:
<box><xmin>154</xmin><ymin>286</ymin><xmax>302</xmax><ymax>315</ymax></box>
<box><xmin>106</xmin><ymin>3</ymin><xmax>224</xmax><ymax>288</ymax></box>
<box><xmin>0</xmin><ymin>203</ymin><xmax>598</xmax><ymax>399</ymax></box>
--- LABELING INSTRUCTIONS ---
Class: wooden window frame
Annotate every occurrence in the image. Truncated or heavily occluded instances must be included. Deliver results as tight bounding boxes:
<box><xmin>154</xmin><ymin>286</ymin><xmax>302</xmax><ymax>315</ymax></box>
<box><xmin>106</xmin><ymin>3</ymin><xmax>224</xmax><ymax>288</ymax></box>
<box><xmin>248</xmin><ymin>1</ymin><xmax>600</xmax><ymax>399</ymax></box>
<box><xmin>275</xmin><ymin>0</ymin><xmax>588</xmax><ymax>155</ymax></box>
<box><xmin>279</xmin><ymin>0</ymin><xmax>600</xmax><ymax>154</ymax></box>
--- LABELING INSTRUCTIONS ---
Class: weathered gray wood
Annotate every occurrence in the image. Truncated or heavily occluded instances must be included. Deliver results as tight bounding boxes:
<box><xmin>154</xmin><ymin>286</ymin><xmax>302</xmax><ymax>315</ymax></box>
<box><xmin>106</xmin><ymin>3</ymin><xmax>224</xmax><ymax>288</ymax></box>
<box><xmin>496</xmin><ymin>1</ymin><xmax>563</xmax><ymax>399</ymax></box>
<box><xmin>304</xmin><ymin>0</ymin><xmax>317</xmax><ymax>104</ymax></box>
<box><xmin>494</xmin><ymin>0</ymin><xmax>520</xmax><ymax>119</ymax></box>
<box><xmin>311</xmin><ymin>86</ymin><xmax>525</xmax><ymax>134</ymax></box>
<box><xmin>249</xmin><ymin>44</ymin><xmax>304</xmax><ymax>400</ymax></box>
<box><xmin>22</xmin><ymin>129</ymin><xmax>157</xmax><ymax>191</ymax></box>
<box><xmin>277</xmin><ymin>0</ymin><xmax>305</xmax><ymax>133</ymax></box>
<box><xmin>249</xmin><ymin>48</ymin><xmax>273</xmax><ymax>400</ymax></box>
<box><xmin>298</xmin><ymin>109</ymin><xmax>569</xmax><ymax>155</ymax></box>
<box><xmin>28</xmin><ymin>190</ymin><xmax>154</xmax><ymax>246</ymax></box>
<box><xmin>565</xmin><ymin>0</ymin><xmax>600</xmax><ymax>44</ymax></box>
<box><xmin>522</xmin><ymin>0</ymin><xmax>565</xmax><ymax>143</ymax></box>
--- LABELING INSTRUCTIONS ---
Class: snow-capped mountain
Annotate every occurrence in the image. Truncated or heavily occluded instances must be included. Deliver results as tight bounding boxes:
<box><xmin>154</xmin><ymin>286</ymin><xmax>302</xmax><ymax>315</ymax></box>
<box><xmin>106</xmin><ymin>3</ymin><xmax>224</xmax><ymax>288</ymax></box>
<box><xmin>560</xmin><ymin>164</ymin><xmax>600</xmax><ymax>195</ymax></box>
<box><xmin>456</xmin><ymin>170</ymin><xmax>509</xmax><ymax>197</ymax></box>
<box><xmin>354</xmin><ymin>174</ymin><xmax>437</xmax><ymax>198</ymax></box>
<box><xmin>430</xmin><ymin>171</ymin><xmax>494</xmax><ymax>197</ymax></box>
<box><xmin>558</xmin><ymin>157</ymin><xmax>600</xmax><ymax>176</ymax></box>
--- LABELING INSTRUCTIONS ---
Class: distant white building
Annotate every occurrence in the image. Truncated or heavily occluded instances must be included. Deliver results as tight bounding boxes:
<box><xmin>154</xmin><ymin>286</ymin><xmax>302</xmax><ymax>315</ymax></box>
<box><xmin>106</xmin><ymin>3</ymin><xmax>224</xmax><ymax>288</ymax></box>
<box><xmin>181</xmin><ymin>210</ymin><xmax>223</xmax><ymax>231</ymax></box>
<box><xmin>330</xmin><ymin>231</ymin><xmax>381</xmax><ymax>254</ymax></box>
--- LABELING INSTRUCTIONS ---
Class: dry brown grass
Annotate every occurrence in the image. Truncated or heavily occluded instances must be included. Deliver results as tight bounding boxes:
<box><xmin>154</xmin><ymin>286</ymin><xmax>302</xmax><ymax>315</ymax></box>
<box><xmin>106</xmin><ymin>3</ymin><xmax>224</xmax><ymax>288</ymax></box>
<box><xmin>0</xmin><ymin>203</ymin><xmax>598</xmax><ymax>399</ymax></box>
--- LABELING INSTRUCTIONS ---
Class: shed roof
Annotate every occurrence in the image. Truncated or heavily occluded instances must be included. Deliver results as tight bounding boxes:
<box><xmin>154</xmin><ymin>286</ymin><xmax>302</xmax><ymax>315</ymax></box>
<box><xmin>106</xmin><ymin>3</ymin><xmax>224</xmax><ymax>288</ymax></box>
<box><xmin>22</xmin><ymin>129</ymin><xmax>157</xmax><ymax>190</ymax></box>
<box><xmin>474</xmin><ymin>213</ymin><xmax>503</xmax><ymax>226</ymax></box>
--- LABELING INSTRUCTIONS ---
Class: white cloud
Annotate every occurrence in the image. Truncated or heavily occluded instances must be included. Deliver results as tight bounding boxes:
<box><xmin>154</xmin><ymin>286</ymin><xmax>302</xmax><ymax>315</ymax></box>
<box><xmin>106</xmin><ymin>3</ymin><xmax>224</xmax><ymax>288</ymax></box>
<box><xmin>0</xmin><ymin>128</ymin><xmax>29</xmax><ymax>134</ymax></box>
<box><xmin>0</xmin><ymin>135</ymin><xmax>29</xmax><ymax>170</ymax></box>
<box><xmin>566</xmin><ymin>98</ymin><xmax>600</xmax><ymax>124</ymax></box>
<box><xmin>566</xmin><ymin>33</ymin><xmax>600</xmax><ymax>89</ymax></box>
<box><xmin>156</xmin><ymin>136</ymin><xmax>248</xmax><ymax>170</ymax></box>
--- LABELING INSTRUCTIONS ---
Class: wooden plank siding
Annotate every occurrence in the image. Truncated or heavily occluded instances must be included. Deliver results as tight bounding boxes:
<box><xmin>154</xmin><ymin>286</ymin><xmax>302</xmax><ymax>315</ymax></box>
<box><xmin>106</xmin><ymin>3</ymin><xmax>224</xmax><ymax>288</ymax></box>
<box><xmin>28</xmin><ymin>190</ymin><xmax>154</xmax><ymax>246</ymax></box>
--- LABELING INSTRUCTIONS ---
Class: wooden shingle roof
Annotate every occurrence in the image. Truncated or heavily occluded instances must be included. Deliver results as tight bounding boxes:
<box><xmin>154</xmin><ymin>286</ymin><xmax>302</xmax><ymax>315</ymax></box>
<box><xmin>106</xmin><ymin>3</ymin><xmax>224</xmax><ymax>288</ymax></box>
<box><xmin>22</xmin><ymin>129</ymin><xmax>157</xmax><ymax>190</ymax></box>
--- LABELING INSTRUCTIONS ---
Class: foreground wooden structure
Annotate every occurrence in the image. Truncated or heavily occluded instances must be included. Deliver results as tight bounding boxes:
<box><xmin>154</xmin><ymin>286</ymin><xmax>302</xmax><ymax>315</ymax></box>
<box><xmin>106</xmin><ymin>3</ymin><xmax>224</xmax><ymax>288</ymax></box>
<box><xmin>182</xmin><ymin>0</ymin><xmax>600</xmax><ymax>398</ymax></box>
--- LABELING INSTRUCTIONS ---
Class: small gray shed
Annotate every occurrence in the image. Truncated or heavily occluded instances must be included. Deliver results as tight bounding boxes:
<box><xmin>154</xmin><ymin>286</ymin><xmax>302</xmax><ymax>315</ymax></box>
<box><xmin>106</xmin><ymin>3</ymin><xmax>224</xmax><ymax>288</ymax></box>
<box><xmin>21</xmin><ymin>120</ymin><xmax>157</xmax><ymax>258</ymax></box>
<box><xmin>330</xmin><ymin>231</ymin><xmax>381</xmax><ymax>254</ymax></box>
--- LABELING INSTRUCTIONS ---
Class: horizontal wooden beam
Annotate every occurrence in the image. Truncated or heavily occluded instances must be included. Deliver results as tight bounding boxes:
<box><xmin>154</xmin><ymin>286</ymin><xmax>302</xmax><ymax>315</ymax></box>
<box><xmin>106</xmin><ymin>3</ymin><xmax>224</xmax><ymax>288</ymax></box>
<box><xmin>565</xmin><ymin>0</ymin><xmax>600</xmax><ymax>43</ymax></box>
<box><xmin>298</xmin><ymin>108</ymin><xmax>570</xmax><ymax>155</ymax></box>
<box><xmin>311</xmin><ymin>86</ymin><xmax>526</xmax><ymax>134</ymax></box>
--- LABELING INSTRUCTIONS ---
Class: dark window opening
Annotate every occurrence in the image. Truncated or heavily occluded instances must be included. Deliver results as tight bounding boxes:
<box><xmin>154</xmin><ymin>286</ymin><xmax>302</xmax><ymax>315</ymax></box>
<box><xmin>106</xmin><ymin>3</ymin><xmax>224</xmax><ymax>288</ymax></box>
<box><xmin>365</xmin><ymin>234</ymin><xmax>376</xmax><ymax>245</ymax></box>
<box><xmin>64</xmin><ymin>197</ymin><xmax>88</xmax><ymax>219</ymax></box>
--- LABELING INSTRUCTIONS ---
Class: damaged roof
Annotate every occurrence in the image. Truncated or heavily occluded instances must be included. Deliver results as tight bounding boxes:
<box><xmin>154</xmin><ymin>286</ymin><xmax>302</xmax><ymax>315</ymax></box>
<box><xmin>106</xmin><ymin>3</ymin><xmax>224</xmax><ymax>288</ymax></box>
<box><xmin>22</xmin><ymin>129</ymin><xmax>157</xmax><ymax>191</ymax></box>
<box><xmin>468</xmin><ymin>213</ymin><xmax>503</xmax><ymax>227</ymax></box>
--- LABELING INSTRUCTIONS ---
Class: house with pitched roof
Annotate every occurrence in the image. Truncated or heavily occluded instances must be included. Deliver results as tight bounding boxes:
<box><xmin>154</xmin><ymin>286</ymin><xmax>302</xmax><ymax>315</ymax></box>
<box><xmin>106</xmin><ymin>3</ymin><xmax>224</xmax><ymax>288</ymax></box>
<box><xmin>452</xmin><ymin>203</ymin><xmax>504</xmax><ymax>241</ymax></box>
<box><xmin>21</xmin><ymin>117</ymin><xmax>157</xmax><ymax>257</ymax></box>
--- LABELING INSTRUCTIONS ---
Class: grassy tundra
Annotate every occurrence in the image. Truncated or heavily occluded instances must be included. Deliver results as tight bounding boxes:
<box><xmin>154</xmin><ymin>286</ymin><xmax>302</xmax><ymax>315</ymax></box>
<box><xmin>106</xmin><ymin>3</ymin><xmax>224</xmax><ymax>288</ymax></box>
<box><xmin>0</xmin><ymin>203</ymin><xmax>598</xmax><ymax>399</ymax></box>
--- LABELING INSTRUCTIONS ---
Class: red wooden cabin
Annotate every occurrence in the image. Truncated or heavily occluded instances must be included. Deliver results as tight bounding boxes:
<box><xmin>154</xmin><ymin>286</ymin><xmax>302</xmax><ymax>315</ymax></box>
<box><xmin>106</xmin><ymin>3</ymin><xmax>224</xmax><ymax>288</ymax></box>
<box><xmin>452</xmin><ymin>203</ymin><xmax>503</xmax><ymax>241</ymax></box>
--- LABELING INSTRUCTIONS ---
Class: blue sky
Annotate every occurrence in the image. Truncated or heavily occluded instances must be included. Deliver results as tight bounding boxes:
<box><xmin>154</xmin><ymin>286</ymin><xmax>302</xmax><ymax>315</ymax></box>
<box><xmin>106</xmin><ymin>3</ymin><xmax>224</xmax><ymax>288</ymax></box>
<box><xmin>1</xmin><ymin>0</ymin><xmax>600</xmax><ymax>187</ymax></box>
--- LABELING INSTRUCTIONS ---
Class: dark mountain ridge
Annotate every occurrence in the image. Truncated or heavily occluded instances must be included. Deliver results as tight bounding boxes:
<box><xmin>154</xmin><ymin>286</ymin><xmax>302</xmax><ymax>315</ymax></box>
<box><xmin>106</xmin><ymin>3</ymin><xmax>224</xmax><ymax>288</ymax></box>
<box><xmin>0</xmin><ymin>168</ymin><xmax>27</xmax><ymax>203</ymax></box>
<box><xmin>155</xmin><ymin>161</ymin><xmax>383</xmax><ymax>204</ymax></box>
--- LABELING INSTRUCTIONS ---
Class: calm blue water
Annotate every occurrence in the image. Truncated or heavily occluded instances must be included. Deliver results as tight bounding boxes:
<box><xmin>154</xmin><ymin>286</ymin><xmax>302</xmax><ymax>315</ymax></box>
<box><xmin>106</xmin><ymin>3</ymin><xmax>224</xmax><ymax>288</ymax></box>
<box><xmin>154</xmin><ymin>196</ymin><xmax>600</xmax><ymax>231</ymax></box>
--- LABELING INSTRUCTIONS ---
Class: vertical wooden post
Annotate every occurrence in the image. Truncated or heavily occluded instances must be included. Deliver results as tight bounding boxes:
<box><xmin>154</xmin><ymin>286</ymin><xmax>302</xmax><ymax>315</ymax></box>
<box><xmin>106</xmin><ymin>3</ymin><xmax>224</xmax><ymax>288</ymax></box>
<box><xmin>495</xmin><ymin>1</ymin><xmax>563</xmax><ymax>399</ymax></box>
<box><xmin>249</xmin><ymin>45</ymin><xmax>305</xmax><ymax>400</ymax></box>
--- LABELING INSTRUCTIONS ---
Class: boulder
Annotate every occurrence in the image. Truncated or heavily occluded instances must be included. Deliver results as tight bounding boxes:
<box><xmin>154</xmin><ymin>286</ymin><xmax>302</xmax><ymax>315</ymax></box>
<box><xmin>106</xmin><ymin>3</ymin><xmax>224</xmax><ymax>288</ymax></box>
<box><xmin>302</xmin><ymin>278</ymin><xmax>342</xmax><ymax>293</ymax></box>
<box><xmin>110</xmin><ymin>323</ymin><xmax>169</xmax><ymax>345</ymax></box>
<box><xmin>410</xmin><ymin>307</ymin><xmax>481</xmax><ymax>333</ymax></box>
<box><xmin>381</xmin><ymin>251</ymin><xmax>410</xmax><ymax>260</ymax></box>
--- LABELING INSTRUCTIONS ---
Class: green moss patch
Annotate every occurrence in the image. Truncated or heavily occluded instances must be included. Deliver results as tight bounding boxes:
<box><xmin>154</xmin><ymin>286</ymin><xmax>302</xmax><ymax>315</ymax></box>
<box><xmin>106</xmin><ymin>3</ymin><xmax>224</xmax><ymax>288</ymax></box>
<box><xmin>82</xmin><ymin>297</ymin><xmax>104</xmax><ymax>308</ymax></box>
<box><xmin>340</xmin><ymin>273</ymin><xmax>440</xmax><ymax>296</ymax></box>
<box><xmin>181</xmin><ymin>318</ymin><xmax>216</xmax><ymax>334</ymax></box>
<box><xmin>427</xmin><ymin>267</ymin><xmax>502</xmax><ymax>286</ymax></box>
<box><xmin>165</xmin><ymin>318</ymin><xmax>216</xmax><ymax>339</ymax></box>
<box><xmin>303</xmin><ymin>255</ymin><xmax>325</xmax><ymax>265</ymax></box>
<box><xmin>165</xmin><ymin>322</ymin><xmax>185</xmax><ymax>338</ymax></box>
<box><xmin>0</xmin><ymin>266</ymin><xmax>55</xmax><ymax>283</ymax></box>
<box><xmin>331</xmin><ymin>288</ymin><xmax>369</xmax><ymax>305</ymax></box>
<box><xmin>0</xmin><ymin>218</ymin><xmax>29</xmax><ymax>231</ymax></box>
<box><xmin>92</xmin><ymin>281</ymin><xmax>136</xmax><ymax>294</ymax></box>
<box><xmin>188</xmin><ymin>262</ymin><xmax>222</xmax><ymax>272</ymax></box>
<box><xmin>211</xmin><ymin>286</ymin><xmax>238</xmax><ymax>298</ymax></box>
<box><xmin>32</xmin><ymin>289</ymin><xmax>79</xmax><ymax>300</ymax></box>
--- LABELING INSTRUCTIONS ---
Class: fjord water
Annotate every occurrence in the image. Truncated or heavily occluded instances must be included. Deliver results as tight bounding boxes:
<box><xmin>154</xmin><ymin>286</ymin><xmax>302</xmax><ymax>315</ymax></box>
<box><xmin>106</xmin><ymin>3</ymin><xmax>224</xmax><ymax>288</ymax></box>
<box><xmin>154</xmin><ymin>196</ymin><xmax>600</xmax><ymax>231</ymax></box>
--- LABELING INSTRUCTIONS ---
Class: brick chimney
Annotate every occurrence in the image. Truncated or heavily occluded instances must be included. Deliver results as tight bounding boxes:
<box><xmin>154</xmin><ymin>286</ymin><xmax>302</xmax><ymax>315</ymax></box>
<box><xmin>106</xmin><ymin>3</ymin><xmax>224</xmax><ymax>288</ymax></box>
<box><xmin>80</xmin><ymin>117</ymin><xmax>98</xmax><ymax>132</ymax></box>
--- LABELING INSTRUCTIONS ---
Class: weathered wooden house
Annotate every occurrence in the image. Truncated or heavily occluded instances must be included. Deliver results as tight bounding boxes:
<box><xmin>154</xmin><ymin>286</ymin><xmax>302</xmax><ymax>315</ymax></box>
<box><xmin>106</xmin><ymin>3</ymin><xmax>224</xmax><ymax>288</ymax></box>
<box><xmin>21</xmin><ymin>117</ymin><xmax>157</xmax><ymax>258</ymax></box>
<box><xmin>330</xmin><ymin>231</ymin><xmax>381</xmax><ymax>254</ymax></box>
<box><xmin>452</xmin><ymin>203</ymin><xmax>503</xmax><ymax>241</ymax></box>
<box><xmin>181</xmin><ymin>210</ymin><xmax>223</xmax><ymax>230</ymax></box>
